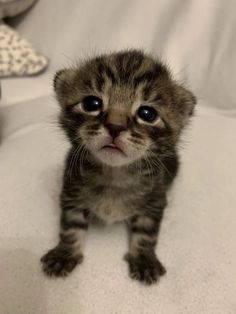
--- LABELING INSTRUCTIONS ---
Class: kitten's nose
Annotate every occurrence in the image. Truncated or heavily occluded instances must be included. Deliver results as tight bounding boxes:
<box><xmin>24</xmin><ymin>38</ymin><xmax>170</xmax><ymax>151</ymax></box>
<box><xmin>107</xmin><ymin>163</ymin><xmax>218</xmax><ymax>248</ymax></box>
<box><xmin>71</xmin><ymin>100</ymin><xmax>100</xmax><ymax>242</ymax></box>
<box><xmin>105</xmin><ymin>123</ymin><xmax>126</xmax><ymax>138</ymax></box>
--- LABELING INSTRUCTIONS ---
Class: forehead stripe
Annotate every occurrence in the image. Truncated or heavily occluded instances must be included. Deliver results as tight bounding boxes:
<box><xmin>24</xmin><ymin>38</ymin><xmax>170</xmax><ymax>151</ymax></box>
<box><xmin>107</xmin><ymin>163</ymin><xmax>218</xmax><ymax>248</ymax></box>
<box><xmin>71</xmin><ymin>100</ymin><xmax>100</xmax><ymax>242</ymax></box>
<box><xmin>115</xmin><ymin>52</ymin><xmax>145</xmax><ymax>83</ymax></box>
<box><xmin>133</xmin><ymin>63</ymin><xmax>169</xmax><ymax>88</ymax></box>
<box><xmin>95</xmin><ymin>62</ymin><xmax>117</xmax><ymax>91</ymax></box>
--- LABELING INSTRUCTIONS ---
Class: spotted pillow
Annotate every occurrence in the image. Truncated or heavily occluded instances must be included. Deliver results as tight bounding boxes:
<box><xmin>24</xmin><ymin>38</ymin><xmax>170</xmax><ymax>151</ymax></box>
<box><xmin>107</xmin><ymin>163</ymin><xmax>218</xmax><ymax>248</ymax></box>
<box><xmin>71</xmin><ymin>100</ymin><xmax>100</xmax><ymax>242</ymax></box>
<box><xmin>0</xmin><ymin>24</ymin><xmax>48</xmax><ymax>77</ymax></box>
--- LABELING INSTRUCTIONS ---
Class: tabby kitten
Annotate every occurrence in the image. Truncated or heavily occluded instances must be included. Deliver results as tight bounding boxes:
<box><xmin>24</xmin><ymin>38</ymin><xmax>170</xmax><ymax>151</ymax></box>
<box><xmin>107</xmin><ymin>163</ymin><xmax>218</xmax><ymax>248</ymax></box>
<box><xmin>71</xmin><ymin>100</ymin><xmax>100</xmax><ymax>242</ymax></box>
<box><xmin>41</xmin><ymin>49</ymin><xmax>196</xmax><ymax>285</ymax></box>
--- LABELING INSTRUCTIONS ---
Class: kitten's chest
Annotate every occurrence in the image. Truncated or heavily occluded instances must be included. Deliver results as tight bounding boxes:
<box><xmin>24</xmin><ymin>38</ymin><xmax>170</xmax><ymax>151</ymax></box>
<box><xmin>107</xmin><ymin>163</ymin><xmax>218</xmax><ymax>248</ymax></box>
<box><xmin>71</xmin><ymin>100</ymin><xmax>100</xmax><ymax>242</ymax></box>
<box><xmin>91</xmin><ymin>193</ymin><xmax>131</xmax><ymax>223</ymax></box>
<box><xmin>80</xmin><ymin>169</ymin><xmax>148</xmax><ymax>224</ymax></box>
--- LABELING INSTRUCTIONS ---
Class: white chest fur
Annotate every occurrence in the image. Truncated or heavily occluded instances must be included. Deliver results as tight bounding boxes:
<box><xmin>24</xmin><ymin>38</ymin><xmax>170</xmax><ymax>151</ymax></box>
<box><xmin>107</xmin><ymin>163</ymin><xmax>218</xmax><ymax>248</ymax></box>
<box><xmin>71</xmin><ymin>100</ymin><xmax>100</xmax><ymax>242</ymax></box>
<box><xmin>91</xmin><ymin>195</ymin><xmax>132</xmax><ymax>224</ymax></box>
<box><xmin>84</xmin><ymin>168</ymin><xmax>143</xmax><ymax>224</ymax></box>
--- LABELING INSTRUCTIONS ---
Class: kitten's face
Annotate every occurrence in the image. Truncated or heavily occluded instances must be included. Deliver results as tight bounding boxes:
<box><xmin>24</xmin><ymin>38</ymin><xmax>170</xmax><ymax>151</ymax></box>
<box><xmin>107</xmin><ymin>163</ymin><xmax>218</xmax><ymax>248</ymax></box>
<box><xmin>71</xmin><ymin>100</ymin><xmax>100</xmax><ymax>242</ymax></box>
<box><xmin>76</xmin><ymin>90</ymin><xmax>164</xmax><ymax>167</ymax></box>
<box><xmin>55</xmin><ymin>50</ymin><xmax>196</xmax><ymax>167</ymax></box>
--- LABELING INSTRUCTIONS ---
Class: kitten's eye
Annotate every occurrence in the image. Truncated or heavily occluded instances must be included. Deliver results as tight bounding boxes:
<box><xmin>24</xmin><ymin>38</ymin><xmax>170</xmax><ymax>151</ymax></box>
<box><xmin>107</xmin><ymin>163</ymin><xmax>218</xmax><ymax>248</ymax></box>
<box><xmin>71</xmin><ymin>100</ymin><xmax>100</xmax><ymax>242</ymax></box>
<box><xmin>137</xmin><ymin>106</ymin><xmax>158</xmax><ymax>123</ymax></box>
<box><xmin>82</xmin><ymin>96</ymin><xmax>103</xmax><ymax>113</ymax></box>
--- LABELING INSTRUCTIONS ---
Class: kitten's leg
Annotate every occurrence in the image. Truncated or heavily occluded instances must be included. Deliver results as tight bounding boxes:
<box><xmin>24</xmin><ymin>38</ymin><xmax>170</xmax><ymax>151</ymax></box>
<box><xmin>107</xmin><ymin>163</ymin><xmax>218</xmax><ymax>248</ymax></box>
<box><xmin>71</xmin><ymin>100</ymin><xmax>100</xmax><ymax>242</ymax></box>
<box><xmin>125</xmin><ymin>212</ymin><xmax>166</xmax><ymax>285</ymax></box>
<box><xmin>41</xmin><ymin>208</ymin><xmax>89</xmax><ymax>277</ymax></box>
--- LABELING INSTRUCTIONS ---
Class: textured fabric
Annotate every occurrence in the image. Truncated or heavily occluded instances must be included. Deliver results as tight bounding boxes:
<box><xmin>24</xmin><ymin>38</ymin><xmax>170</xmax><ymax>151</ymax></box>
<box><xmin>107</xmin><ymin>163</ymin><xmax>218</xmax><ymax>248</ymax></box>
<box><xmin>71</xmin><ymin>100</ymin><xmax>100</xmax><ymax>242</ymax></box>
<box><xmin>0</xmin><ymin>1</ymin><xmax>236</xmax><ymax>313</ymax></box>
<box><xmin>0</xmin><ymin>0</ymin><xmax>36</xmax><ymax>18</ymax></box>
<box><xmin>0</xmin><ymin>24</ymin><xmax>48</xmax><ymax>77</ymax></box>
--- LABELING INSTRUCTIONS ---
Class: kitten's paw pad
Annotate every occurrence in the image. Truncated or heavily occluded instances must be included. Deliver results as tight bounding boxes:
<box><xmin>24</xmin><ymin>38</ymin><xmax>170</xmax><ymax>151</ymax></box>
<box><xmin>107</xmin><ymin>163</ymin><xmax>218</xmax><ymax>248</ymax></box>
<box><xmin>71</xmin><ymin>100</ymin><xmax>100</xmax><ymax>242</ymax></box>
<box><xmin>41</xmin><ymin>246</ymin><xmax>83</xmax><ymax>277</ymax></box>
<box><xmin>125</xmin><ymin>252</ymin><xmax>166</xmax><ymax>285</ymax></box>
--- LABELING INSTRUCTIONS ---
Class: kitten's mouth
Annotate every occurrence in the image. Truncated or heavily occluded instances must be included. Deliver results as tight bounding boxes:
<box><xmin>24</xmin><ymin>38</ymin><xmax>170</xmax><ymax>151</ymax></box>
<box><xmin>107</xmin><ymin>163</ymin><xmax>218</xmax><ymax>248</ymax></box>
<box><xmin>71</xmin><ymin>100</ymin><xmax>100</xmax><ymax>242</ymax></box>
<box><xmin>101</xmin><ymin>143</ymin><xmax>125</xmax><ymax>155</ymax></box>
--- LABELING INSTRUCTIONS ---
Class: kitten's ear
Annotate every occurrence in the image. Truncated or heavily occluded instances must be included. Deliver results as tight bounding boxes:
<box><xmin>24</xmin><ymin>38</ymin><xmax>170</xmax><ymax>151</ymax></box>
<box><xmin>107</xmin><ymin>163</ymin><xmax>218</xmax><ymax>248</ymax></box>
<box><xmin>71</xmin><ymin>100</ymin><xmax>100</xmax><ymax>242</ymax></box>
<box><xmin>174</xmin><ymin>84</ymin><xmax>197</xmax><ymax>119</ymax></box>
<box><xmin>53</xmin><ymin>68</ymin><xmax>77</xmax><ymax>107</ymax></box>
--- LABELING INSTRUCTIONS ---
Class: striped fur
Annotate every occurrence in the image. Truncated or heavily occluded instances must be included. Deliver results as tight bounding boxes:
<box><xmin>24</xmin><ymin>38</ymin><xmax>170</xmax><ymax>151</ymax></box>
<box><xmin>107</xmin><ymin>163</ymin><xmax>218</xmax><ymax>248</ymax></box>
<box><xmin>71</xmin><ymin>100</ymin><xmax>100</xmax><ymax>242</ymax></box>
<box><xmin>41</xmin><ymin>49</ymin><xmax>196</xmax><ymax>284</ymax></box>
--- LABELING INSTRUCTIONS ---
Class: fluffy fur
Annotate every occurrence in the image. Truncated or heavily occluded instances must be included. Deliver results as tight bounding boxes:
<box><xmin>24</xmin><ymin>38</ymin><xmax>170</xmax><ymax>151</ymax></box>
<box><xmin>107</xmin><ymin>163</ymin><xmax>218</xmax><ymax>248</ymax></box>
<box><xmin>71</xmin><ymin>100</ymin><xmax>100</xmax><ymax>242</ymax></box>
<box><xmin>41</xmin><ymin>49</ymin><xmax>196</xmax><ymax>284</ymax></box>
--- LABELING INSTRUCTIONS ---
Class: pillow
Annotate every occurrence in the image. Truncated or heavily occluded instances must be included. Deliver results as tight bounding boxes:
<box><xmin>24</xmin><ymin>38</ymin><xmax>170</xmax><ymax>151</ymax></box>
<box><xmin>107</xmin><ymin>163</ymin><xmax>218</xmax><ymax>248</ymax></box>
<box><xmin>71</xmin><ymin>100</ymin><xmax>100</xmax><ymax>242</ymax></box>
<box><xmin>0</xmin><ymin>24</ymin><xmax>48</xmax><ymax>77</ymax></box>
<box><xmin>0</xmin><ymin>0</ymin><xmax>37</xmax><ymax>19</ymax></box>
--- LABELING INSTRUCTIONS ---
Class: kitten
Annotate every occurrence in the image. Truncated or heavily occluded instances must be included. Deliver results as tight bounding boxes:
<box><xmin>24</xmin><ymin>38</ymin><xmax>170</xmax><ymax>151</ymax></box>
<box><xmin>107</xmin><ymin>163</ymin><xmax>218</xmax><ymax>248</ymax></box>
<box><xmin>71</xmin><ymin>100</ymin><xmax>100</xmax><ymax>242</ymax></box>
<box><xmin>41</xmin><ymin>49</ymin><xmax>196</xmax><ymax>285</ymax></box>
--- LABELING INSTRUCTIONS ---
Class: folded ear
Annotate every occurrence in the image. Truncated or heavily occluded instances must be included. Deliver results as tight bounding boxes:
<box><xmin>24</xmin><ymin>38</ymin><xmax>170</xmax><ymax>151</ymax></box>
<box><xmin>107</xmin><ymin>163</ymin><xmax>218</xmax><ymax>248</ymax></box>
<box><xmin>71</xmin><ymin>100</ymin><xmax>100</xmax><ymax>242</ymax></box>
<box><xmin>174</xmin><ymin>84</ymin><xmax>197</xmax><ymax>119</ymax></box>
<box><xmin>53</xmin><ymin>68</ymin><xmax>77</xmax><ymax>106</ymax></box>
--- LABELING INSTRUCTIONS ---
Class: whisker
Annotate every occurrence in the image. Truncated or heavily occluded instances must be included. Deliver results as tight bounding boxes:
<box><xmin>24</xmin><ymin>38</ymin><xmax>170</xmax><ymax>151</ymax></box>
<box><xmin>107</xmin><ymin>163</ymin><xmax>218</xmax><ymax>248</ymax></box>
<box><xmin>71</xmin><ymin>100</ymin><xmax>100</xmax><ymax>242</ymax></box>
<box><xmin>79</xmin><ymin>145</ymin><xmax>87</xmax><ymax>175</ymax></box>
<box><xmin>67</xmin><ymin>141</ymin><xmax>86</xmax><ymax>181</ymax></box>
<box><xmin>143</xmin><ymin>156</ymin><xmax>153</xmax><ymax>185</ymax></box>
<box><xmin>68</xmin><ymin>145</ymin><xmax>82</xmax><ymax>181</ymax></box>
<box><xmin>148</xmin><ymin>148</ymin><xmax>173</xmax><ymax>178</ymax></box>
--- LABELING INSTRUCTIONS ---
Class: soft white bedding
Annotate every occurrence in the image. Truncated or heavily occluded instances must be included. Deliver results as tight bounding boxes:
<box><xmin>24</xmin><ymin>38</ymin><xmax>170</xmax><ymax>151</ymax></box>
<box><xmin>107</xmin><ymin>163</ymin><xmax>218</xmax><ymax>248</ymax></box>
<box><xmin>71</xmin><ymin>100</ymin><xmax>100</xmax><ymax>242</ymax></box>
<box><xmin>0</xmin><ymin>1</ymin><xmax>236</xmax><ymax>313</ymax></box>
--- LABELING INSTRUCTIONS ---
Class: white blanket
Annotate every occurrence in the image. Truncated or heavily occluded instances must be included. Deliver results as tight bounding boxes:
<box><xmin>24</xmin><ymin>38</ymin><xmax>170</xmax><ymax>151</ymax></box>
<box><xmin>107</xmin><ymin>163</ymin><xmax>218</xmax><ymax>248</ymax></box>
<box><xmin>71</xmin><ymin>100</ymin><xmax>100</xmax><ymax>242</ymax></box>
<box><xmin>0</xmin><ymin>1</ymin><xmax>236</xmax><ymax>313</ymax></box>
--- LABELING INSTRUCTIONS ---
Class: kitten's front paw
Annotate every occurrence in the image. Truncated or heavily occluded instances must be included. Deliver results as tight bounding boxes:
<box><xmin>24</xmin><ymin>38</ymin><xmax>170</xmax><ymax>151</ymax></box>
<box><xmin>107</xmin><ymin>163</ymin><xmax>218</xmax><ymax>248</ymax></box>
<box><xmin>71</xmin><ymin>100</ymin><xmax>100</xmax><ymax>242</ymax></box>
<box><xmin>41</xmin><ymin>246</ymin><xmax>83</xmax><ymax>277</ymax></box>
<box><xmin>125</xmin><ymin>252</ymin><xmax>166</xmax><ymax>285</ymax></box>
